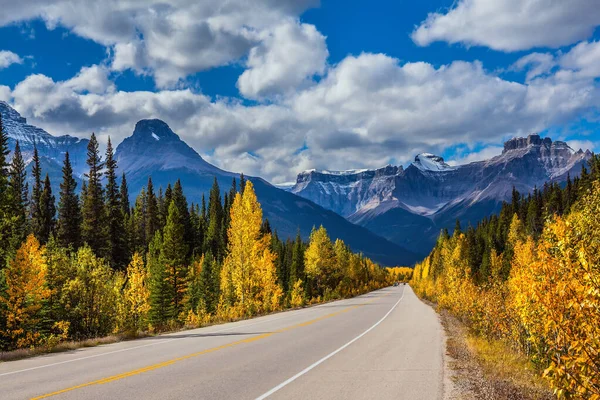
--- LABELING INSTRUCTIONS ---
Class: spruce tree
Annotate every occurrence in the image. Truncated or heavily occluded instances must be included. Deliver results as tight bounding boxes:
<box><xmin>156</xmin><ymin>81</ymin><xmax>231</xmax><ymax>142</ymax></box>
<box><xmin>145</xmin><ymin>177</ymin><xmax>159</xmax><ymax>242</ymax></box>
<box><xmin>120</xmin><ymin>173</ymin><xmax>130</xmax><ymax>217</ymax></box>
<box><xmin>8</xmin><ymin>141</ymin><xmax>28</xmax><ymax>248</ymax></box>
<box><xmin>81</xmin><ymin>133</ymin><xmax>106</xmax><ymax>256</ymax></box>
<box><xmin>37</xmin><ymin>174</ymin><xmax>56</xmax><ymax>244</ymax></box>
<box><xmin>172</xmin><ymin>179</ymin><xmax>192</xmax><ymax>256</ymax></box>
<box><xmin>161</xmin><ymin>201</ymin><xmax>189</xmax><ymax>320</ymax></box>
<box><xmin>105</xmin><ymin>138</ymin><xmax>127</xmax><ymax>269</ymax></box>
<box><xmin>0</xmin><ymin>115</ymin><xmax>12</xmax><ymax>268</ymax></box>
<box><xmin>147</xmin><ymin>231</ymin><xmax>170</xmax><ymax>327</ymax></box>
<box><xmin>206</xmin><ymin>178</ymin><xmax>223</xmax><ymax>261</ymax></box>
<box><xmin>57</xmin><ymin>152</ymin><xmax>81</xmax><ymax>249</ymax></box>
<box><xmin>30</xmin><ymin>146</ymin><xmax>43</xmax><ymax>240</ymax></box>
<box><xmin>290</xmin><ymin>230</ymin><xmax>305</xmax><ymax>288</ymax></box>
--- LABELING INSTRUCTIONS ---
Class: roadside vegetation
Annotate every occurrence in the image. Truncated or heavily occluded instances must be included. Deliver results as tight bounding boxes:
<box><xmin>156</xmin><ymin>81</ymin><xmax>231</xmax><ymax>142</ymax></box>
<box><xmin>412</xmin><ymin>155</ymin><xmax>600</xmax><ymax>398</ymax></box>
<box><xmin>0</xmin><ymin>114</ymin><xmax>402</xmax><ymax>356</ymax></box>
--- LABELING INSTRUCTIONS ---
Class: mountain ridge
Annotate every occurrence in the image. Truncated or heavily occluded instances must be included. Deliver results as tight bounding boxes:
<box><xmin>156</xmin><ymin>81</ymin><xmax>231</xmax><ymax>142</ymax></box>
<box><xmin>291</xmin><ymin>134</ymin><xmax>592</xmax><ymax>253</ymax></box>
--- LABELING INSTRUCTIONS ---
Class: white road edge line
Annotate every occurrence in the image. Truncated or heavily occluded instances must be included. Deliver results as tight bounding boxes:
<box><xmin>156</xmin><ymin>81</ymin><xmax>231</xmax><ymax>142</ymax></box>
<box><xmin>255</xmin><ymin>287</ymin><xmax>406</xmax><ymax>400</ymax></box>
<box><xmin>0</xmin><ymin>288</ymin><xmax>385</xmax><ymax>378</ymax></box>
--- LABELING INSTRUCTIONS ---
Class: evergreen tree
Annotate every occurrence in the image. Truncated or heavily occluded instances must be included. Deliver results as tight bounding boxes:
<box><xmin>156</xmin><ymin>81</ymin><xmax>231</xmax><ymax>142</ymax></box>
<box><xmin>148</xmin><ymin>231</ymin><xmax>170</xmax><ymax>327</ymax></box>
<box><xmin>206</xmin><ymin>178</ymin><xmax>223</xmax><ymax>260</ymax></box>
<box><xmin>172</xmin><ymin>179</ymin><xmax>192</xmax><ymax>255</ymax></box>
<box><xmin>120</xmin><ymin>173</ymin><xmax>130</xmax><ymax>217</ymax></box>
<box><xmin>145</xmin><ymin>177</ymin><xmax>159</xmax><ymax>242</ymax></box>
<box><xmin>30</xmin><ymin>146</ymin><xmax>43</xmax><ymax>240</ymax></box>
<box><xmin>57</xmin><ymin>152</ymin><xmax>81</xmax><ymax>249</ymax></box>
<box><xmin>290</xmin><ymin>230</ymin><xmax>304</xmax><ymax>288</ymax></box>
<box><xmin>81</xmin><ymin>133</ymin><xmax>106</xmax><ymax>256</ymax></box>
<box><xmin>104</xmin><ymin>138</ymin><xmax>127</xmax><ymax>269</ymax></box>
<box><xmin>161</xmin><ymin>201</ymin><xmax>189</xmax><ymax>320</ymax></box>
<box><xmin>8</xmin><ymin>141</ymin><xmax>28</xmax><ymax>249</ymax></box>
<box><xmin>37</xmin><ymin>174</ymin><xmax>56</xmax><ymax>244</ymax></box>
<box><xmin>0</xmin><ymin>115</ymin><xmax>12</xmax><ymax>268</ymax></box>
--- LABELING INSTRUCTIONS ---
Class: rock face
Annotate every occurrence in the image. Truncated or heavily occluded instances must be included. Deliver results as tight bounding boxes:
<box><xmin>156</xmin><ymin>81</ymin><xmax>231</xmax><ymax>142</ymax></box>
<box><xmin>291</xmin><ymin>134</ymin><xmax>592</xmax><ymax>255</ymax></box>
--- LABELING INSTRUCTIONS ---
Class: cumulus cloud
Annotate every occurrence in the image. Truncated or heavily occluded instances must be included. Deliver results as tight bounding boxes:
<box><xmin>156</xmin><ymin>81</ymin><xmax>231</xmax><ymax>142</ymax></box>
<box><xmin>512</xmin><ymin>53</ymin><xmax>556</xmax><ymax>81</ymax></box>
<box><xmin>0</xmin><ymin>0</ymin><xmax>318</xmax><ymax>88</ymax></box>
<box><xmin>6</xmin><ymin>49</ymin><xmax>600</xmax><ymax>184</ymax></box>
<box><xmin>237</xmin><ymin>20</ymin><xmax>328</xmax><ymax>99</ymax></box>
<box><xmin>412</xmin><ymin>0</ymin><xmax>600</xmax><ymax>52</ymax></box>
<box><xmin>0</xmin><ymin>50</ymin><xmax>23</xmax><ymax>69</ymax></box>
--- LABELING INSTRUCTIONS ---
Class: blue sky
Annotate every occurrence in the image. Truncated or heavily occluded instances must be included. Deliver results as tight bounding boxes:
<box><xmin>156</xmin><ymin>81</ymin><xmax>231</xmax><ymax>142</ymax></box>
<box><xmin>0</xmin><ymin>0</ymin><xmax>599</xmax><ymax>183</ymax></box>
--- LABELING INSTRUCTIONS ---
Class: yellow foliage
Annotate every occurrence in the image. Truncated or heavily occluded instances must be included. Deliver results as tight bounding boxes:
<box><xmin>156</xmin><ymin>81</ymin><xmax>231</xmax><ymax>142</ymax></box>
<box><xmin>124</xmin><ymin>253</ymin><xmax>151</xmax><ymax>333</ymax></box>
<box><xmin>290</xmin><ymin>279</ymin><xmax>305</xmax><ymax>308</ymax></box>
<box><xmin>0</xmin><ymin>235</ymin><xmax>51</xmax><ymax>349</ymax></box>
<box><xmin>219</xmin><ymin>181</ymin><xmax>283</xmax><ymax>317</ymax></box>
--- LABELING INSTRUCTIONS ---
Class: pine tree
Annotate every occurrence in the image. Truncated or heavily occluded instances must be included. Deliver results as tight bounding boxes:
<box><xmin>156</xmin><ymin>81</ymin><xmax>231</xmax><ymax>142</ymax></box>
<box><xmin>0</xmin><ymin>115</ymin><xmax>12</xmax><ymax>268</ymax></box>
<box><xmin>7</xmin><ymin>141</ymin><xmax>28</xmax><ymax>250</ymax></box>
<box><xmin>120</xmin><ymin>173</ymin><xmax>130</xmax><ymax>217</ymax></box>
<box><xmin>81</xmin><ymin>133</ymin><xmax>106</xmax><ymax>256</ymax></box>
<box><xmin>57</xmin><ymin>152</ymin><xmax>81</xmax><ymax>249</ymax></box>
<box><xmin>145</xmin><ymin>177</ymin><xmax>159</xmax><ymax>244</ymax></box>
<box><xmin>172</xmin><ymin>179</ymin><xmax>192</xmax><ymax>256</ymax></box>
<box><xmin>30</xmin><ymin>146</ymin><xmax>43</xmax><ymax>240</ymax></box>
<box><xmin>161</xmin><ymin>201</ymin><xmax>189</xmax><ymax>320</ymax></box>
<box><xmin>104</xmin><ymin>138</ymin><xmax>127</xmax><ymax>269</ymax></box>
<box><xmin>37</xmin><ymin>174</ymin><xmax>56</xmax><ymax>244</ymax></box>
<box><xmin>289</xmin><ymin>230</ymin><xmax>304</xmax><ymax>288</ymax></box>
<box><xmin>147</xmin><ymin>231</ymin><xmax>170</xmax><ymax>327</ymax></box>
<box><xmin>206</xmin><ymin>178</ymin><xmax>223</xmax><ymax>261</ymax></box>
<box><xmin>132</xmin><ymin>188</ymin><xmax>147</xmax><ymax>253</ymax></box>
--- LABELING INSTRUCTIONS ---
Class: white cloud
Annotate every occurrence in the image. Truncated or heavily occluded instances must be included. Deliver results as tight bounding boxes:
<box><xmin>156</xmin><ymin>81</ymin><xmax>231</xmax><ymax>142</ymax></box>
<box><xmin>5</xmin><ymin>45</ymin><xmax>600</xmax><ymax>184</ymax></box>
<box><xmin>412</xmin><ymin>0</ymin><xmax>600</xmax><ymax>52</ymax></box>
<box><xmin>0</xmin><ymin>50</ymin><xmax>23</xmax><ymax>69</ymax></box>
<box><xmin>0</xmin><ymin>85</ymin><xmax>11</xmax><ymax>102</ymax></box>
<box><xmin>559</xmin><ymin>41</ymin><xmax>600</xmax><ymax>78</ymax></box>
<box><xmin>567</xmin><ymin>139</ymin><xmax>597</xmax><ymax>153</ymax></box>
<box><xmin>512</xmin><ymin>53</ymin><xmax>556</xmax><ymax>81</ymax></box>
<box><xmin>237</xmin><ymin>20</ymin><xmax>328</xmax><ymax>99</ymax></box>
<box><xmin>0</xmin><ymin>0</ymin><xmax>319</xmax><ymax>88</ymax></box>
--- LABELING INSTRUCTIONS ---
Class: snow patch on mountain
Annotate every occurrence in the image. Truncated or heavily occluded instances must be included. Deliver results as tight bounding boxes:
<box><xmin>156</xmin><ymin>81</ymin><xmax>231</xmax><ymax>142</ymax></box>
<box><xmin>412</xmin><ymin>153</ymin><xmax>456</xmax><ymax>172</ymax></box>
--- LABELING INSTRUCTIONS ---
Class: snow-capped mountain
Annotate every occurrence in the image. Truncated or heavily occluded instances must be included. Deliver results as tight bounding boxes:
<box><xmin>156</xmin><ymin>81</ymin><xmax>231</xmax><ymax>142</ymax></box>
<box><xmin>0</xmin><ymin>101</ymin><xmax>89</xmax><ymax>177</ymax></box>
<box><xmin>291</xmin><ymin>134</ymin><xmax>591</xmax><ymax>254</ymax></box>
<box><xmin>114</xmin><ymin>118</ymin><xmax>418</xmax><ymax>265</ymax></box>
<box><xmin>412</xmin><ymin>153</ymin><xmax>456</xmax><ymax>172</ymax></box>
<box><xmin>0</xmin><ymin>103</ymin><xmax>417</xmax><ymax>265</ymax></box>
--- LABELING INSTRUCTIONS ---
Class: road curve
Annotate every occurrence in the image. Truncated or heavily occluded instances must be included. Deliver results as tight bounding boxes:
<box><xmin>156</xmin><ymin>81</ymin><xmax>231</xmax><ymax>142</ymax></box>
<box><xmin>0</xmin><ymin>285</ymin><xmax>446</xmax><ymax>400</ymax></box>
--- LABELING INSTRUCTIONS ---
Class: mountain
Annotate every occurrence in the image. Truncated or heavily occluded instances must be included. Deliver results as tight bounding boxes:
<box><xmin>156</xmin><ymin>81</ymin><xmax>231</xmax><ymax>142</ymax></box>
<box><xmin>0</xmin><ymin>103</ymin><xmax>418</xmax><ymax>265</ymax></box>
<box><xmin>115</xmin><ymin>119</ymin><xmax>419</xmax><ymax>266</ymax></box>
<box><xmin>291</xmin><ymin>135</ymin><xmax>592</xmax><ymax>254</ymax></box>
<box><xmin>0</xmin><ymin>101</ymin><xmax>89</xmax><ymax>177</ymax></box>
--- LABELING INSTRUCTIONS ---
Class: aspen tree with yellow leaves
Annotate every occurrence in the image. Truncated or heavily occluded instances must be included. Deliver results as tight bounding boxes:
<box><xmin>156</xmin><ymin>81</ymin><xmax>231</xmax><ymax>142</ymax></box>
<box><xmin>0</xmin><ymin>235</ymin><xmax>50</xmax><ymax>349</ymax></box>
<box><xmin>124</xmin><ymin>253</ymin><xmax>150</xmax><ymax>333</ymax></box>
<box><xmin>219</xmin><ymin>181</ymin><xmax>282</xmax><ymax>317</ymax></box>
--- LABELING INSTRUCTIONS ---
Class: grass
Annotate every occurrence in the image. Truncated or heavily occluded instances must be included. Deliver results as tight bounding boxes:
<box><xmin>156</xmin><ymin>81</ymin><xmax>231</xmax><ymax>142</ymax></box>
<box><xmin>466</xmin><ymin>334</ymin><xmax>553</xmax><ymax>399</ymax></box>
<box><xmin>0</xmin><ymin>335</ymin><xmax>123</xmax><ymax>363</ymax></box>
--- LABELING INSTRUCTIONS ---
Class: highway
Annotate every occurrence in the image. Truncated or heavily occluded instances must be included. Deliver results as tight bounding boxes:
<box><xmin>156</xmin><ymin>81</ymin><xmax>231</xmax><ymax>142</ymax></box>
<box><xmin>0</xmin><ymin>285</ymin><xmax>446</xmax><ymax>400</ymax></box>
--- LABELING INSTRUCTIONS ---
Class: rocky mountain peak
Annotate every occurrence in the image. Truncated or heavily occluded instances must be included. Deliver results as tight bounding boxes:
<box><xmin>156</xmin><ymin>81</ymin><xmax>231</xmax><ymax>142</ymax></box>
<box><xmin>0</xmin><ymin>101</ymin><xmax>27</xmax><ymax>125</ymax></box>
<box><xmin>132</xmin><ymin>119</ymin><xmax>179</xmax><ymax>142</ymax></box>
<box><xmin>412</xmin><ymin>153</ymin><xmax>455</xmax><ymax>172</ymax></box>
<box><xmin>502</xmin><ymin>134</ymin><xmax>560</xmax><ymax>153</ymax></box>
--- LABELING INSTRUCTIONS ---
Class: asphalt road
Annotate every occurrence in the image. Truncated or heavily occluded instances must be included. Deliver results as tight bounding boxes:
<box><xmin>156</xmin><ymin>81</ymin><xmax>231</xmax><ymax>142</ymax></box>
<box><xmin>0</xmin><ymin>285</ymin><xmax>446</xmax><ymax>400</ymax></box>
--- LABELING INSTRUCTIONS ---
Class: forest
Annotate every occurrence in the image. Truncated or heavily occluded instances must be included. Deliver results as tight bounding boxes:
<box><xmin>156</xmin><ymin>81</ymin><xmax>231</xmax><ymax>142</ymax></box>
<box><xmin>0</xmin><ymin>116</ymin><xmax>405</xmax><ymax>352</ymax></box>
<box><xmin>411</xmin><ymin>156</ymin><xmax>600</xmax><ymax>398</ymax></box>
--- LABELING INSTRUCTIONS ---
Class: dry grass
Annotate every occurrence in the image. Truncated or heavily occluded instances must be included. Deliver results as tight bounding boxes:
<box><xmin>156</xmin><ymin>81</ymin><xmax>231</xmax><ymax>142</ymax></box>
<box><xmin>0</xmin><ymin>335</ymin><xmax>123</xmax><ymax>363</ymax></box>
<box><xmin>437</xmin><ymin>307</ymin><xmax>554</xmax><ymax>400</ymax></box>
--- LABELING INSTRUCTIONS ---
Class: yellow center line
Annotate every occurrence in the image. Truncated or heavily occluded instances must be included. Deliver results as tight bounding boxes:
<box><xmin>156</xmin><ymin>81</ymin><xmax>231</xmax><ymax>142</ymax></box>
<box><xmin>31</xmin><ymin>296</ymin><xmax>385</xmax><ymax>400</ymax></box>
